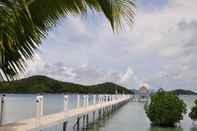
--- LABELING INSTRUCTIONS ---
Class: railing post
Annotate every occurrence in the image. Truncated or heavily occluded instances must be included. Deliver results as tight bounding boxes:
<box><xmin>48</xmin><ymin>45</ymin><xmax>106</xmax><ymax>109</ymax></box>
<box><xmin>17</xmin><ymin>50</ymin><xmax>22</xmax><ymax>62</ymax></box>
<box><xmin>36</xmin><ymin>95</ymin><xmax>44</xmax><ymax>120</ymax></box>
<box><xmin>98</xmin><ymin>95</ymin><xmax>101</xmax><ymax>104</ymax></box>
<box><xmin>106</xmin><ymin>95</ymin><xmax>108</xmax><ymax>102</ymax></box>
<box><xmin>64</xmin><ymin>95</ymin><xmax>68</xmax><ymax>111</ymax></box>
<box><xmin>101</xmin><ymin>95</ymin><xmax>103</xmax><ymax>104</ymax></box>
<box><xmin>83</xmin><ymin>95</ymin><xmax>85</xmax><ymax>107</ymax></box>
<box><xmin>83</xmin><ymin>95</ymin><xmax>87</xmax><ymax>107</ymax></box>
<box><xmin>108</xmin><ymin>95</ymin><xmax>110</xmax><ymax>102</ymax></box>
<box><xmin>93</xmin><ymin>95</ymin><xmax>96</xmax><ymax>105</ymax></box>
<box><xmin>77</xmin><ymin>95</ymin><xmax>80</xmax><ymax>108</ymax></box>
<box><xmin>99</xmin><ymin>95</ymin><xmax>102</xmax><ymax>109</ymax></box>
<box><xmin>107</xmin><ymin>95</ymin><xmax>110</xmax><ymax>102</ymax></box>
<box><xmin>86</xmin><ymin>95</ymin><xmax>89</xmax><ymax>106</ymax></box>
<box><xmin>101</xmin><ymin>95</ymin><xmax>103</xmax><ymax>103</ymax></box>
<box><xmin>0</xmin><ymin>94</ymin><xmax>6</xmax><ymax>125</ymax></box>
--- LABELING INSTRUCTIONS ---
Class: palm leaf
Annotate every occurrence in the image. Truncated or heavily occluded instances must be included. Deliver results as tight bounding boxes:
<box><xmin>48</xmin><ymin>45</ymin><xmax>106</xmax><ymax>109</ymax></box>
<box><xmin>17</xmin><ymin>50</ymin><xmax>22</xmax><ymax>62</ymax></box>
<box><xmin>0</xmin><ymin>0</ymin><xmax>135</xmax><ymax>81</ymax></box>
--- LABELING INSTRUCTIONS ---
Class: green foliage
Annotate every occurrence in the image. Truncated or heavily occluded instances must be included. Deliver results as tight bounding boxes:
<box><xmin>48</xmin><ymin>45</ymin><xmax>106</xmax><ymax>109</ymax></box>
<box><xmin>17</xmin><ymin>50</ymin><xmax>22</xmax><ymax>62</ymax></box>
<box><xmin>0</xmin><ymin>75</ymin><xmax>133</xmax><ymax>94</ymax></box>
<box><xmin>145</xmin><ymin>90</ymin><xmax>187</xmax><ymax>127</ymax></box>
<box><xmin>189</xmin><ymin>100</ymin><xmax>197</xmax><ymax>121</ymax></box>
<box><xmin>0</xmin><ymin>0</ymin><xmax>135</xmax><ymax>80</ymax></box>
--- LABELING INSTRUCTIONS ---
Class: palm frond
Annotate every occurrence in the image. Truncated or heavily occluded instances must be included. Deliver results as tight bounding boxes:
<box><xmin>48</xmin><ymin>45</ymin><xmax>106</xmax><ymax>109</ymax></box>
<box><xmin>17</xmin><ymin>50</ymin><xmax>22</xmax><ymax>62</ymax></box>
<box><xmin>0</xmin><ymin>0</ymin><xmax>135</xmax><ymax>81</ymax></box>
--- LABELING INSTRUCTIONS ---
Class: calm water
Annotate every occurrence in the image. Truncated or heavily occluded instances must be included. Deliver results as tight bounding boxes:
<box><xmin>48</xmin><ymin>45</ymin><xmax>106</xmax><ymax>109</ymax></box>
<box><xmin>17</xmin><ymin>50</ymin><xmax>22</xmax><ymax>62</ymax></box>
<box><xmin>1</xmin><ymin>94</ymin><xmax>197</xmax><ymax>131</ymax></box>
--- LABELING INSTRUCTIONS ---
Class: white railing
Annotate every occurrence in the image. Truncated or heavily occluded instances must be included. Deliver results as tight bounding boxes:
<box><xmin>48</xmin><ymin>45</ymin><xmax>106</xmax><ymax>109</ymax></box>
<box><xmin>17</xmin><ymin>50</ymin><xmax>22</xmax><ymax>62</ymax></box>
<box><xmin>34</xmin><ymin>94</ymin><xmax>131</xmax><ymax>120</ymax></box>
<box><xmin>0</xmin><ymin>94</ymin><xmax>131</xmax><ymax>124</ymax></box>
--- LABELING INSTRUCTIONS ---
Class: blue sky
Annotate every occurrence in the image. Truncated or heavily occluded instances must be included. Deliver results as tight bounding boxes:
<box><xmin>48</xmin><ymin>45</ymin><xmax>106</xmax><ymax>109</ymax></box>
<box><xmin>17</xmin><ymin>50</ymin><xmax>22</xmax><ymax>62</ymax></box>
<box><xmin>27</xmin><ymin>0</ymin><xmax>197</xmax><ymax>91</ymax></box>
<box><xmin>137</xmin><ymin>0</ymin><xmax>168</xmax><ymax>10</ymax></box>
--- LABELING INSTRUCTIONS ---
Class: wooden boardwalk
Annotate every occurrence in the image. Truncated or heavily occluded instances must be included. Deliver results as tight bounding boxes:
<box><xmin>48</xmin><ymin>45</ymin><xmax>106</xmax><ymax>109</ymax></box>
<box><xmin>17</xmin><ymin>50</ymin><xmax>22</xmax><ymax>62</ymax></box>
<box><xmin>0</xmin><ymin>95</ymin><xmax>131</xmax><ymax>131</ymax></box>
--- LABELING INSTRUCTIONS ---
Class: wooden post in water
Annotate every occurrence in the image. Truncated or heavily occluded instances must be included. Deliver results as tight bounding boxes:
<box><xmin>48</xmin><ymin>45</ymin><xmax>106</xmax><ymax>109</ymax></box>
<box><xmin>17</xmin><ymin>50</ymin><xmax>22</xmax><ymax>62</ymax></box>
<box><xmin>99</xmin><ymin>95</ymin><xmax>102</xmax><ymax>116</ymax></box>
<box><xmin>63</xmin><ymin>121</ymin><xmax>67</xmax><ymax>131</ymax></box>
<box><xmin>86</xmin><ymin>96</ymin><xmax>89</xmax><ymax>128</ymax></box>
<box><xmin>92</xmin><ymin>111</ymin><xmax>96</xmax><ymax>123</ymax></box>
<box><xmin>93</xmin><ymin>95</ymin><xmax>96</xmax><ymax>123</ymax></box>
<box><xmin>98</xmin><ymin>109</ymin><xmax>101</xmax><ymax>119</ymax></box>
<box><xmin>102</xmin><ymin>95</ymin><xmax>105</xmax><ymax>117</ymax></box>
<box><xmin>109</xmin><ymin>95</ymin><xmax>111</xmax><ymax>113</ymax></box>
<box><xmin>103</xmin><ymin>95</ymin><xmax>106</xmax><ymax>117</ymax></box>
<box><xmin>106</xmin><ymin>95</ymin><xmax>109</xmax><ymax>114</ymax></box>
<box><xmin>86</xmin><ymin>114</ymin><xmax>89</xmax><ymax>128</ymax></box>
<box><xmin>105</xmin><ymin>95</ymin><xmax>108</xmax><ymax>115</ymax></box>
<box><xmin>110</xmin><ymin>95</ymin><xmax>113</xmax><ymax>113</ymax></box>
<box><xmin>0</xmin><ymin>94</ymin><xmax>6</xmax><ymax>125</ymax></box>
<box><xmin>76</xmin><ymin>117</ymin><xmax>80</xmax><ymax>130</ymax></box>
<box><xmin>105</xmin><ymin>95</ymin><xmax>108</xmax><ymax>114</ymax></box>
<box><xmin>82</xmin><ymin>115</ymin><xmax>86</xmax><ymax>128</ymax></box>
<box><xmin>103</xmin><ymin>95</ymin><xmax>105</xmax><ymax>116</ymax></box>
<box><xmin>108</xmin><ymin>95</ymin><xmax>111</xmax><ymax>114</ymax></box>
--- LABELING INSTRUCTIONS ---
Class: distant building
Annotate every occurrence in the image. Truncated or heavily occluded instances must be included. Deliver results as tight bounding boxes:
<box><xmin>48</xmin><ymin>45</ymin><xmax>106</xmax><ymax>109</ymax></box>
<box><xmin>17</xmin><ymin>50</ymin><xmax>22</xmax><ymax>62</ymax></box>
<box><xmin>139</xmin><ymin>83</ymin><xmax>149</xmax><ymax>98</ymax></box>
<box><xmin>158</xmin><ymin>88</ymin><xmax>164</xmax><ymax>92</ymax></box>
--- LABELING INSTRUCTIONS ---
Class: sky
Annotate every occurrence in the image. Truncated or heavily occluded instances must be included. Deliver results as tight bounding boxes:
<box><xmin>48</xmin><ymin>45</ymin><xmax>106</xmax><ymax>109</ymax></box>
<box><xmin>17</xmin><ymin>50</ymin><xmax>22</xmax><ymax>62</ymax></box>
<box><xmin>26</xmin><ymin>0</ymin><xmax>197</xmax><ymax>91</ymax></box>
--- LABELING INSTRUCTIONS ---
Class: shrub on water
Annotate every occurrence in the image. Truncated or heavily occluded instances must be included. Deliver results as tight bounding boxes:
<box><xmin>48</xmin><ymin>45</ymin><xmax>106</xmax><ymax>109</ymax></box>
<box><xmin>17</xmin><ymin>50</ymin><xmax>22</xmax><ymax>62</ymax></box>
<box><xmin>189</xmin><ymin>100</ymin><xmax>197</xmax><ymax>121</ymax></box>
<box><xmin>145</xmin><ymin>90</ymin><xmax>187</xmax><ymax>127</ymax></box>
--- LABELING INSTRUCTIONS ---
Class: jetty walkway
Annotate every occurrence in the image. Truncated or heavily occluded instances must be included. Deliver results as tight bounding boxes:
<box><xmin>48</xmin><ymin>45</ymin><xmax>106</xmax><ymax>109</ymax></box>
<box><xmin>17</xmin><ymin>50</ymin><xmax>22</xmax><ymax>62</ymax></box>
<box><xmin>0</xmin><ymin>94</ymin><xmax>131</xmax><ymax>131</ymax></box>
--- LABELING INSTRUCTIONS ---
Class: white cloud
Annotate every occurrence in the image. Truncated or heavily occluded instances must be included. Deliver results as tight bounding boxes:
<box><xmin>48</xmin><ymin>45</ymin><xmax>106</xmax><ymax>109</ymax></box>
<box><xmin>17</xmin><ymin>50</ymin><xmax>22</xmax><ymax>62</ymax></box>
<box><xmin>26</xmin><ymin>56</ymin><xmax>138</xmax><ymax>88</ymax></box>
<box><xmin>118</xmin><ymin>67</ymin><xmax>139</xmax><ymax>87</ymax></box>
<box><xmin>25</xmin><ymin>0</ymin><xmax>197</xmax><ymax>91</ymax></box>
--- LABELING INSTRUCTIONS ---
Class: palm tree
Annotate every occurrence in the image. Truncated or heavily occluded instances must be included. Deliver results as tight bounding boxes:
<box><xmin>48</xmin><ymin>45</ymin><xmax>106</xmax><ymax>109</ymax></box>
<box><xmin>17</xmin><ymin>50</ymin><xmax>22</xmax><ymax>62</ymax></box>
<box><xmin>0</xmin><ymin>0</ymin><xmax>135</xmax><ymax>81</ymax></box>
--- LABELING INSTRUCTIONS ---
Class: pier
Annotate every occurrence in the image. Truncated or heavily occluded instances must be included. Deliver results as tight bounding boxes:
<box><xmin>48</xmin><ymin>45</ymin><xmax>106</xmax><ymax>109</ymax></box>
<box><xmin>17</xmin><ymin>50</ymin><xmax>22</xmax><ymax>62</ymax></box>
<box><xmin>0</xmin><ymin>94</ymin><xmax>131</xmax><ymax>131</ymax></box>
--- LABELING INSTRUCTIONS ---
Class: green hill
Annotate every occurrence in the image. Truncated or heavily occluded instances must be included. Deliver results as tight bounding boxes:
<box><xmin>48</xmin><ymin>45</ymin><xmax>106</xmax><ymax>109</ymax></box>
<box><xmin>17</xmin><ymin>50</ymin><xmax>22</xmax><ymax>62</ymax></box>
<box><xmin>0</xmin><ymin>75</ymin><xmax>133</xmax><ymax>94</ymax></box>
<box><xmin>170</xmin><ymin>89</ymin><xmax>197</xmax><ymax>95</ymax></box>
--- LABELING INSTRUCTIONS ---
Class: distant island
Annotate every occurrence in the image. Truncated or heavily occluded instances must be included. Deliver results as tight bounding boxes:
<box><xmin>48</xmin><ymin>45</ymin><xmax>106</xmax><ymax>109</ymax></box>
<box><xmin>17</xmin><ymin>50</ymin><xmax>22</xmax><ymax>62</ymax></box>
<box><xmin>170</xmin><ymin>89</ymin><xmax>197</xmax><ymax>95</ymax></box>
<box><xmin>129</xmin><ymin>88</ymin><xmax>197</xmax><ymax>96</ymax></box>
<box><xmin>0</xmin><ymin>75</ymin><xmax>133</xmax><ymax>94</ymax></box>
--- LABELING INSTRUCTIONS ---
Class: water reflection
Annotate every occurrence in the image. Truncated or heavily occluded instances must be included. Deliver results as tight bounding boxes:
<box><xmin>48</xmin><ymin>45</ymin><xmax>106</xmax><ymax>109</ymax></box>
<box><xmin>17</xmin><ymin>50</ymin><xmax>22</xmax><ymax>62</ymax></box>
<box><xmin>190</xmin><ymin>127</ymin><xmax>197</xmax><ymax>131</ymax></box>
<box><xmin>82</xmin><ymin>110</ymin><xmax>117</xmax><ymax>131</ymax></box>
<box><xmin>2</xmin><ymin>95</ymin><xmax>197</xmax><ymax>131</ymax></box>
<box><xmin>149</xmin><ymin>127</ymin><xmax>183</xmax><ymax>131</ymax></box>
